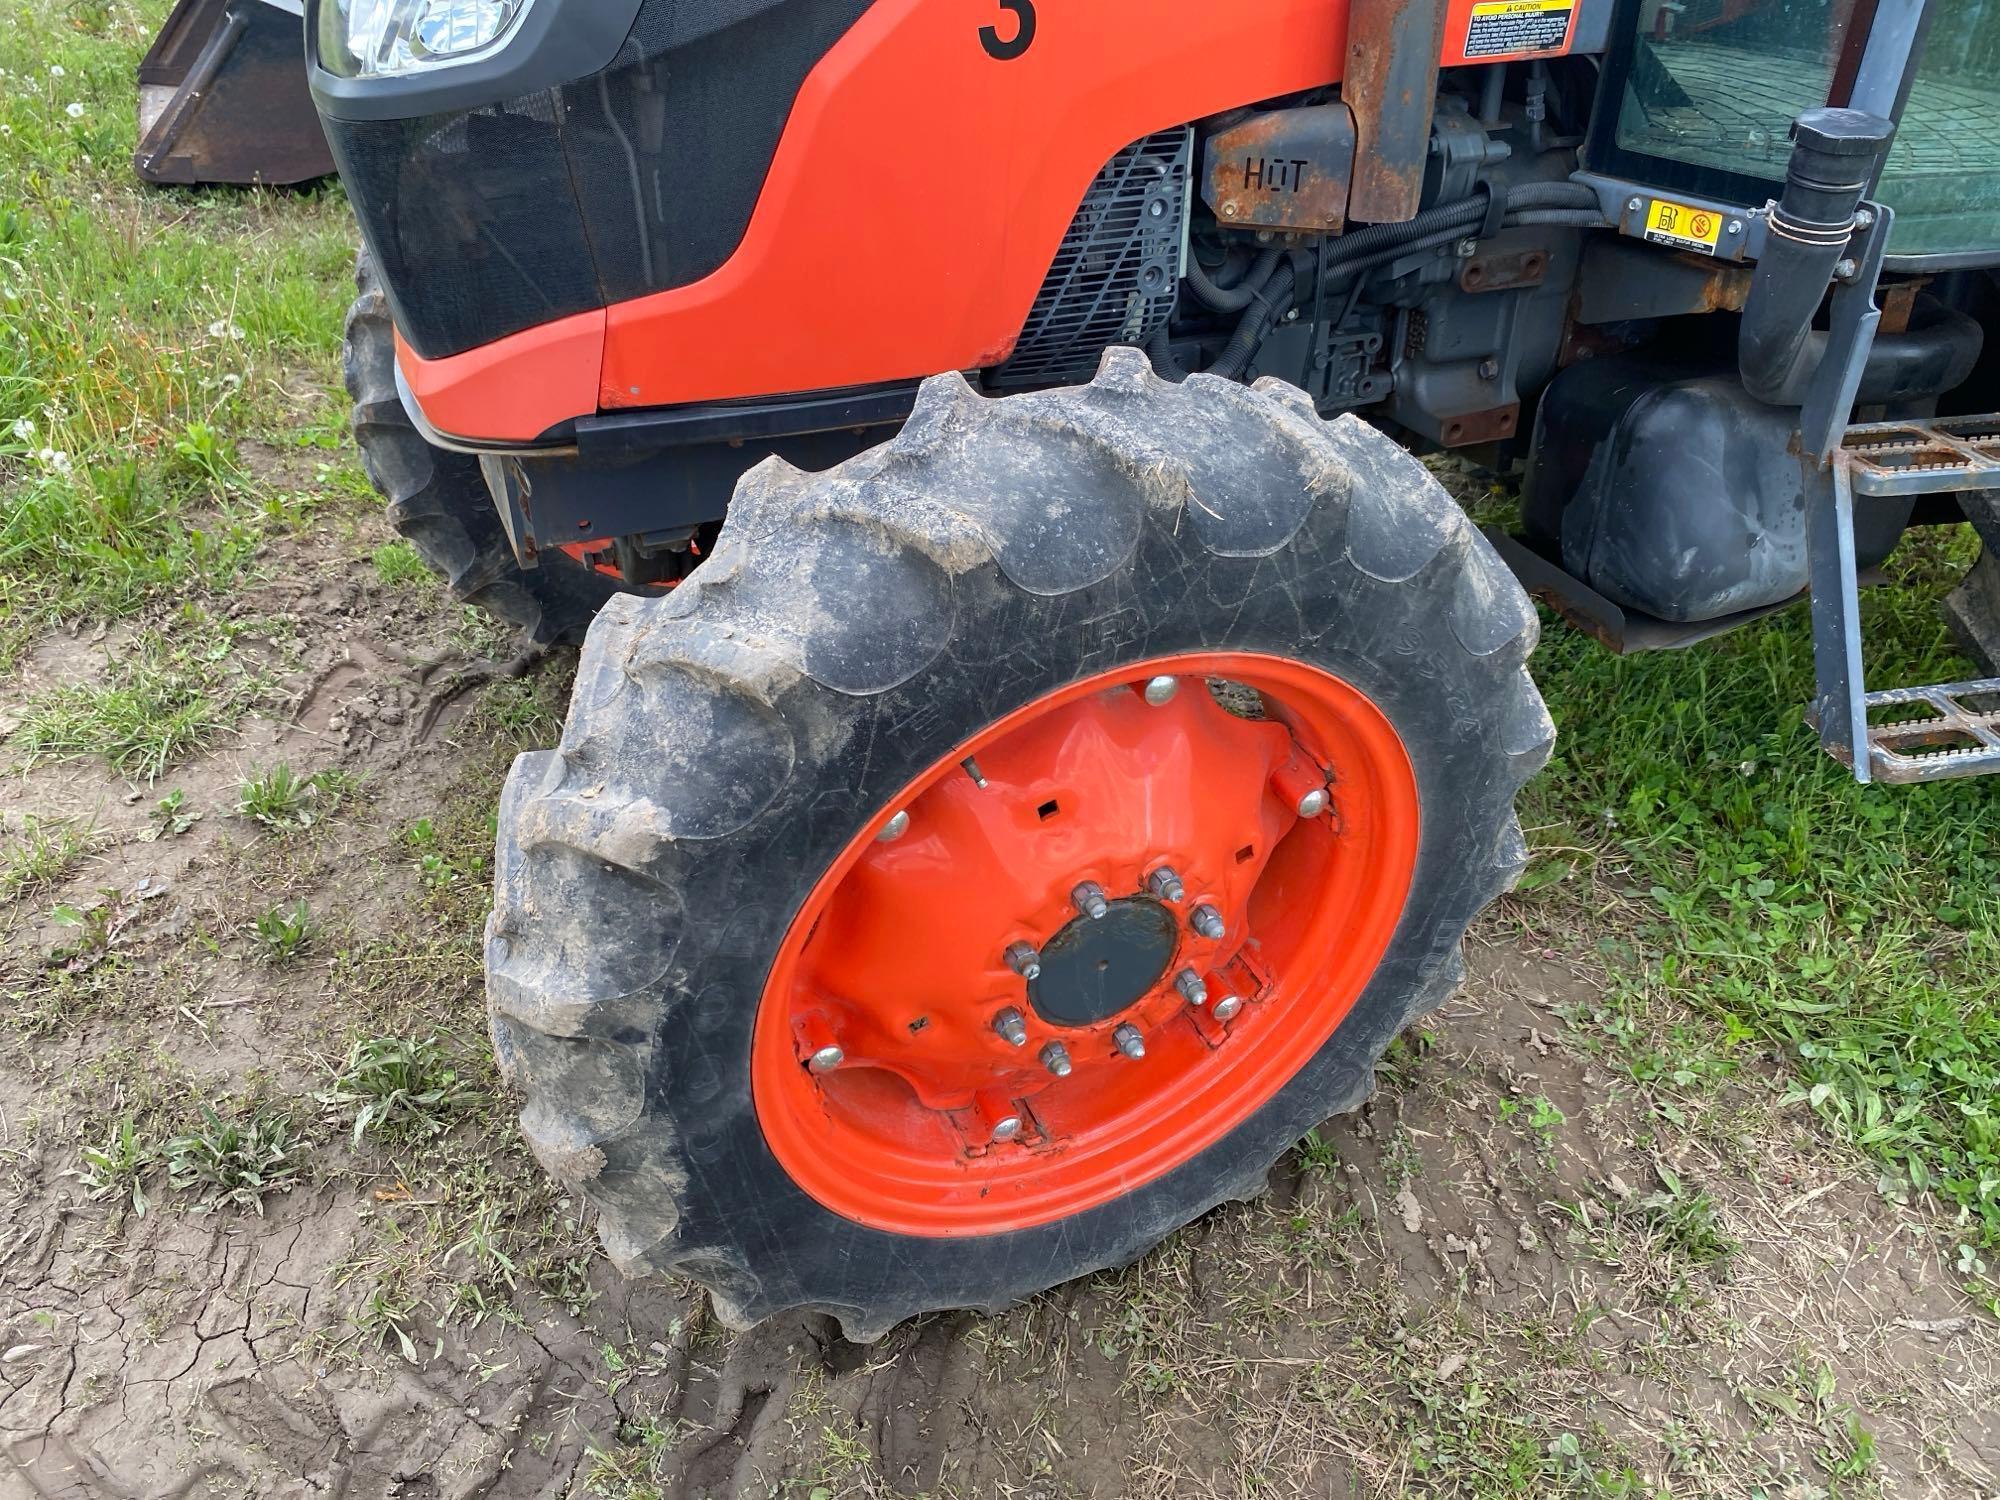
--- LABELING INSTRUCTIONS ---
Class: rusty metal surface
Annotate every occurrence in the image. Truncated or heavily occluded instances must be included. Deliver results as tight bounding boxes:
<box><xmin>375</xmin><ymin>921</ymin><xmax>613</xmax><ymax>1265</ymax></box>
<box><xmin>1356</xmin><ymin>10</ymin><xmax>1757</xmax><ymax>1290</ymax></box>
<box><xmin>1437</xmin><ymin>404</ymin><xmax>1519</xmax><ymax>446</ymax></box>
<box><xmin>1344</xmin><ymin>0</ymin><xmax>1450</xmax><ymax>224</ymax></box>
<box><xmin>1838</xmin><ymin>415</ymin><xmax>2000</xmax><ymax>498</ymax></box>
<box><xmin>1202</xmin><ymin>104</ymin><xmax>1356</xmax><ymax>235</ymax></box>
<box><xmin>1458</xmin><ymin>247</ymin><xmax>1549</xmax><ymax>294</ymax></box>
<box><xmin>135</xmin><ymin>0</ymin><xmax>333</xmax><ymax>187</ymax></box>
<box><xmin>1809</xmin><ymin>678</ymin><xmax>2000</xmax><ymax>783</ymax></box>
<box><xmin>1575</xmin><ymin>239</ymin><xmax>1752</xmax><ymax>323</ymax></box>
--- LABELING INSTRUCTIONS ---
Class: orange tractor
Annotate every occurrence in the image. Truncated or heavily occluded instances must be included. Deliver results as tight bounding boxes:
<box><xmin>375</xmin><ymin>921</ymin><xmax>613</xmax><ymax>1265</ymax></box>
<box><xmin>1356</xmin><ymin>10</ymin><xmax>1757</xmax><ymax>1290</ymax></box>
<box><xmin>263</xmin><ymin>0</ymin><xmax>2000</xmax><ymax>1335</ymax></box>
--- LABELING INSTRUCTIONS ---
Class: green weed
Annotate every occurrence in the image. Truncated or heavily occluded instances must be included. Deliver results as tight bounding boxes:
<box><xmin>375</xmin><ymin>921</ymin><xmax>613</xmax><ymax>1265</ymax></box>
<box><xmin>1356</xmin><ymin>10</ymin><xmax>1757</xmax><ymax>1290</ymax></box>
<box><xmin>142</xmin><ymin>789</ymin><xmax>200</xmax><ymax>841</ymax></box>
<box><xmin>248</xmin><ymin>899</ymin><xmax>316</xmax><ymax>964</ymax></box>
<box><xmin>236</xmin><ymin>763</ymin><xmax>352</xmax><ymax>831</ymax></box>
<box><xmin>164</xmin><ymin>1104</ymin><xmax>302</xmax><ymax>1214</ymax></box>
<box><xmin>319</xmin><ymin>1034</ymin><xmax>485</xmax><ymax>1149</ymax></box>
<box><xmin>73</xmin><ymin>1118</ymin><xmax>159</xmax><ymax>1218</ymax></box>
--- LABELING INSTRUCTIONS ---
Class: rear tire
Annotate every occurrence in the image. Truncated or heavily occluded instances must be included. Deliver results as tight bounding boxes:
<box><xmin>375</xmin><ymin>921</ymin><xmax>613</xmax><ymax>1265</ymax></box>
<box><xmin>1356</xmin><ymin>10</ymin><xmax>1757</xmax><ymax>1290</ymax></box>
<box><xmin>343</xmin><ymin>252</ymin><xmax>620</xmax><ymax>645</ymax></box>
<box><xmin>486</xmin><ymin>350</ymin><xmax>1555</xmax><ymax>1339</ymax></box>
<box><xmin>1945</xmin><ymin>496</ymin><xmax>2000</xmax><ymax>673</ymax></box>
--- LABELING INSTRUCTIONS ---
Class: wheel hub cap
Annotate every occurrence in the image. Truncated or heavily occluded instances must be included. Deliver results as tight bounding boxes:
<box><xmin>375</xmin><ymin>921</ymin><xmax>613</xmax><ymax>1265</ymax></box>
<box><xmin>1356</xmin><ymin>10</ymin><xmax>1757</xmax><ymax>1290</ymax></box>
<box><xmin>1029</xmin><ymin>898</ymin><xmax>1178</xmax><ymax>1028</ymax></box>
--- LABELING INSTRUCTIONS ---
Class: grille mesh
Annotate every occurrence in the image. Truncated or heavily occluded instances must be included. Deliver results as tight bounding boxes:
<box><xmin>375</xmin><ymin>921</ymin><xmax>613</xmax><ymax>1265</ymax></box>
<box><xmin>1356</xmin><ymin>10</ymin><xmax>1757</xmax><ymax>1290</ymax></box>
<box><xmin>993</xmin><ymin>128</ymin><xmax>1191</xmax><ymax>387</ymax></box>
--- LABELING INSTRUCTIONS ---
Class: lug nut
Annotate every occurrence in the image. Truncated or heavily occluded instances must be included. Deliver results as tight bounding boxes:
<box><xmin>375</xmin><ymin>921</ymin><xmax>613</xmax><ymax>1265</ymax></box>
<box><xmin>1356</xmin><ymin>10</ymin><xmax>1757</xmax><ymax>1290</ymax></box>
<box><xmin>1040</xmin><ymin>1041</ymin><xmax>1073</xmax><ymax>1077</ymax></box>
<box><xmin>809</xmin><ymin>1045</ymin><xmax>845</xmax><ymax>1074</ymax></box>
<box><xmin>1142</xmin><ymin>675</ymin><xmax>1179</xmax><ymax>706</ymax></box>
<box><xmin>993</xmin><ymin>1007</ymin><xmax>1028</xmax><ymax>1047</ymax></box>
<box><xmin>1191</xmin><ymin>904</ymin><xmax>1226</xmax><ymax>941</ymax></box>
<box><xmin>1147</xmin><ymin>866</ymin><xmax>1186</xmax><ymax>903</ymax></box>
<box><xmin>876</xmin><ymin>810</ymin><xmax>910</xmax><ymax>843</ymax></box>
<box><xmin>1005</xmin><ymin>941</ymin><xmax>1042</xmax><ymax>980</ymax></box>
<box><xmin>1113</xmin><ymin>1024</ymin><xmax>1147</xmax><ymax>1060</ymax></box>
<box><xmin>1175</xmin><ymin>968</ymin><xmax>1208</xmax><ymax>1007</ymax></box>
<box><xmin>1072</xmin><ymin>882</ymin><xmax>1110</xmax><ymax>920</ymax></box>
<box><xmin>1296</xmin><ymin>786</ymin><xmax>1329</xmax><ymax>819</ymax></box>
<box><xmin>1212</xmin><ymin>994</ymin><xmax>1244</xmax><ymax>1022</ymax></box>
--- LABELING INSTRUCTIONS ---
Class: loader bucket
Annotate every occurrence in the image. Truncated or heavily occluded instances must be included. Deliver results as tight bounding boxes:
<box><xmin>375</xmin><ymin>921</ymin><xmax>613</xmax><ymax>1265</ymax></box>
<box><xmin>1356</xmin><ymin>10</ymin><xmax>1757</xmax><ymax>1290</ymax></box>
<box><xmin>135</xmin><ymin>0</ymin><xmax>333</xmax><ymax>187</ymax></box>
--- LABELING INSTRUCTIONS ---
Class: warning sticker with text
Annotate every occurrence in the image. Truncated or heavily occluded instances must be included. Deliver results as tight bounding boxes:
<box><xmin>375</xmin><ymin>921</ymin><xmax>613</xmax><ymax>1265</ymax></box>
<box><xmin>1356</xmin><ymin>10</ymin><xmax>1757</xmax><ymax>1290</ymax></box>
<box><xmin>1642</xmin><ymin>198</ymin><xmax>1724</xmax><ymax>254</ymax></box>
<box><xmin>1464</xmin><ymin>0</ymin><xmax>1574</xmax><ymax>58</ymax></box>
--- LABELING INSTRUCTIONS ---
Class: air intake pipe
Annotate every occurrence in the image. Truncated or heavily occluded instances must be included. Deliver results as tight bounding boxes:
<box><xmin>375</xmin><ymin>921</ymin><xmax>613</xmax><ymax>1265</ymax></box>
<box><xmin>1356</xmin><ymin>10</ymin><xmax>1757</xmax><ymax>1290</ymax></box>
<box><xmin>1738</xmin><ymin>107</ymin><xmax>1896</xmax><ymax>406</ymax></box>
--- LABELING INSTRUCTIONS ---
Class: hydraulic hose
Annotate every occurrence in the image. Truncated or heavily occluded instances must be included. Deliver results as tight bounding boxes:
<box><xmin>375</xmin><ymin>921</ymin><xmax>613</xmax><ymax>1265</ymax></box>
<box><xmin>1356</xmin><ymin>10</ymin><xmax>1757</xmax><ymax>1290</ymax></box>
<box><xmin>1186</xmin><ymin>181</ymin><xmax>1610</xmax><ymax>383</ymax></box>
<box><xmin>1186</xmin><ymin>249</ymin><xmax>1283</xmax><ymax>313</ymax></box>
<box><xmin>1739</xmin><ymin>107</ymin><xmax>1896</xmax><ymax>405</ymax></box>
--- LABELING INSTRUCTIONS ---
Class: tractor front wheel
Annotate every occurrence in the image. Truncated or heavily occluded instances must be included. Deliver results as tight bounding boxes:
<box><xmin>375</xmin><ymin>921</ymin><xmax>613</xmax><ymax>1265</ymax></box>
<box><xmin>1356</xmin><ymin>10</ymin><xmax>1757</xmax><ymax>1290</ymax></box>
<box><xmin>486</xmin><ymin>350</ymin><xmax>1554</xmax><ymax>1338</ymax></box>
<box><xmin>344</xmin><ymin>252</ymin><xmax>621</xmax><ymax>645</ymax></box>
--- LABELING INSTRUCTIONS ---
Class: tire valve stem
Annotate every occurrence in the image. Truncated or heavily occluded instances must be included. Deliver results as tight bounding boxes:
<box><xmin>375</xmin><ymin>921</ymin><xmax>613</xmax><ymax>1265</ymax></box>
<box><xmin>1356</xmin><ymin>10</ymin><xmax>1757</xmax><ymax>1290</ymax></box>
<box><xmin>1191</xmin><ymin>904</ymin><xmax>1226</xmax><ymax>941</ymax></box>
<box><xmin>1005</xmin><ymin>942</ymin><xmax>1043</xmax><ymax>980</ymax></box>
<box><xmin>993</xmin><ymin>1007</ymin><xmax>1029</xmax><ymax>1048</ymax></box>
<box><xmin>1072</xmin><ymin>882</ymin><xmax>1110</xmax><ymax>921</ymax></box>
<box><xmin>1175</xmin><ymin>968</ymin><xmax>1208</xmax><ymax>1007</ymax></box>
<box><xmin>1147</xmin><ymin>866</ymin><xmax>1186</xmax><ymax>903</ymax></box>
<box><xmin>1113</xmin><ymin>1024</ymin><xmax>1147</xmax><ymax>1060</ymax></box>
<box><xmin>1212</xmin><ymin>994</ymin><xmax>1244</xmax><ymax>1023</ymax></box>
<box><xmin>1040</xmin><ymin>1041</ymin><xmax>1073</xmax><ymax>1078</ymax></box>
<box><xmin>960</xmin><ymin>756</ymin><xmax>989</xmax><ymax>789</ymax></box>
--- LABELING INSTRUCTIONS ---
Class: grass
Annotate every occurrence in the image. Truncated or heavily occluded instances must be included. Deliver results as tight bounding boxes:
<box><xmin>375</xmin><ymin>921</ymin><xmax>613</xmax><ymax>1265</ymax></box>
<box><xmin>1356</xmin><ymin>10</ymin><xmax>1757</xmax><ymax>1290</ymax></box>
<box><xmin>0</xmin><ymin>0</ymin><xmax>357</xmax><ymax>668</ymax></box>
<box><xmin>11</xmin><ymin>620</ymin><xmax>260</xmax><ymax>778</ymax></box>
<box><xmin>1507</xmin><ymin>522</ymin><xmax>2000</xmax><ymax>1249</ymax></box>
<box><xmin>0</xmin><ymin>814</ymin><xmax>94</xmax><ymax>899</ymax></box>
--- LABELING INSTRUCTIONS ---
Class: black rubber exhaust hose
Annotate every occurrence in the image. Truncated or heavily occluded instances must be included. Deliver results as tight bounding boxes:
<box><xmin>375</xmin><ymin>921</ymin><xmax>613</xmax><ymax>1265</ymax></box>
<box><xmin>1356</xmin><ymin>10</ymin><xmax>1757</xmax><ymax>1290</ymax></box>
<box><xmin>1739</xmin><ymin>106</ymin><xmax>1895</xmax><ymax>406</ymax></box>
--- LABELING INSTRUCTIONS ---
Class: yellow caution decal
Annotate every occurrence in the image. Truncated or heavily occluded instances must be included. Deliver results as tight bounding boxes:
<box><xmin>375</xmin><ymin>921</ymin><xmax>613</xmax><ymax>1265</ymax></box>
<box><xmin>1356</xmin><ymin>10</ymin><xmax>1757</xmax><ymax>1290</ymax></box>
<box><xmin>1643</xmin><ymin>199</ymin><xmax>1725</xmax><ymax>255</ymax></box>
<box><xmin>1465</xmin><ymin>0</ymin><xmax>1574</xmax><ymax>58</ymax></box>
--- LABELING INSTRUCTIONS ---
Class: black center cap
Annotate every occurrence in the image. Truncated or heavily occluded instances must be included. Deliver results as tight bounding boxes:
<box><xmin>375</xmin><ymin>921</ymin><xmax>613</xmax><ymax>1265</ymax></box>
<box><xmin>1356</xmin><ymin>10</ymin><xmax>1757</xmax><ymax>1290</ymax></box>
<box><xmin>1027</xmin><ymin>898</ymin><xmax>1179</xmax><ymax>1029</ymax></box>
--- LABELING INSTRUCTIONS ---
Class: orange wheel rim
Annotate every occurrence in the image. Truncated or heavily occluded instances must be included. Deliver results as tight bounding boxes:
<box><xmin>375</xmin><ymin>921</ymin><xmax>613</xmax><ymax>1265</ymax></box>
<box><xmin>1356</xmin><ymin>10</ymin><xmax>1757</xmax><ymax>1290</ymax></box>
<box><xmin>751</xmin><ymin>652</ymin><xmax>1421</xmax><ymax>1236</ymax></box>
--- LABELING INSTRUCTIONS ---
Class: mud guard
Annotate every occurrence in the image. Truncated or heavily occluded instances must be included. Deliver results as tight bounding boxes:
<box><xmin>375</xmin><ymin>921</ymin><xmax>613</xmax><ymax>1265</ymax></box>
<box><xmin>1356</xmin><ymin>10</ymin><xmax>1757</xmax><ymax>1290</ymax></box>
<box><xmin>136</xmin><ymin>0</ymin><xmax>334</xmax><ymax>187</ymax></box>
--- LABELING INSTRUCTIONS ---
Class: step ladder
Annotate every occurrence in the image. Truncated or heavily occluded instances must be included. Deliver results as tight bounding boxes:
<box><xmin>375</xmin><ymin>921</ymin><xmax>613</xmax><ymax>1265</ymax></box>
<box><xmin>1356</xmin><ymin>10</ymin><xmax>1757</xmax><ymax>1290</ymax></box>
<box><xmin>1808</xmin><ymin>415</ymin><xmax>2000</xmax><ymax>783</ymax></box>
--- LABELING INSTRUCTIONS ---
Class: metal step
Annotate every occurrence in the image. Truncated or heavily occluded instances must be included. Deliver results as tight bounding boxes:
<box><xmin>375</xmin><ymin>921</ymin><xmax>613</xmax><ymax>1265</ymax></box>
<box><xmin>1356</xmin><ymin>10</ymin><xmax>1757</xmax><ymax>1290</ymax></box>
<box><xmin>1807</xmin><ymin>413</ymin><xmax>2000</xmax><ymax>783</ymax></box>
<box><xmin>1838</xmin><ymin>416</ymin><xmax>2000</xmax><ymax>498</ymax></box>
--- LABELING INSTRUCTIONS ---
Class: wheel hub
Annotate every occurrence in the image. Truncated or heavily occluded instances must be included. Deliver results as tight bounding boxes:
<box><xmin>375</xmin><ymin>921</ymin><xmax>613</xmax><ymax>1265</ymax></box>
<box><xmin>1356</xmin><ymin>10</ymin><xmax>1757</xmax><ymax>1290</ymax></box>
<box><xmin>1028</xmin><ymin>897</ymin><xmax>1179</xmax><ymax>1029</ymax></box>
<box><xmin>751</xmin><ymin>652</ymin><xmax>1420</xmax><ymax>1236</ymax></box>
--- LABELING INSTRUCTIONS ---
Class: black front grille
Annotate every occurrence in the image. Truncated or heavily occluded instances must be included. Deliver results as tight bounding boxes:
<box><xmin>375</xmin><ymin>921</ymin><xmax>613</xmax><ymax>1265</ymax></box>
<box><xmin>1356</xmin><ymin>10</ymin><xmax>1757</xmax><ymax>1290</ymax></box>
<box><xmin>323</xmin><ymin>0</ymin><xmax>875</xmax><ymax>362</ymax></box>
<box><xmin>991</xmin><ymin>128</ymin><xmax>1192</xmax><ymax>388</ymax></box>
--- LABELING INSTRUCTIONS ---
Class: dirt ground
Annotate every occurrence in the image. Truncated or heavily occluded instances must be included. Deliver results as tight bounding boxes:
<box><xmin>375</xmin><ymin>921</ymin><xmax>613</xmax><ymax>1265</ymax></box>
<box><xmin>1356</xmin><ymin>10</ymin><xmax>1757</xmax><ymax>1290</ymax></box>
<box><xmin>0</xmin><ymin>450</ymin><xmax>1995</xmax><ymax>1500</ymax></box>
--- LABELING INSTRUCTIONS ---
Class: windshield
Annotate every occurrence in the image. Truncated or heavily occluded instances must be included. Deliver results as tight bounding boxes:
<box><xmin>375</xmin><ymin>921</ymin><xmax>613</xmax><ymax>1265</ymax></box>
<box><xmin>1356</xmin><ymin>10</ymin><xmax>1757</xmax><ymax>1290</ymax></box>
<box><xmin>1611</xmin><ymin>0</ymin><xmax>2000</xmax><ymax>261</ymax></box>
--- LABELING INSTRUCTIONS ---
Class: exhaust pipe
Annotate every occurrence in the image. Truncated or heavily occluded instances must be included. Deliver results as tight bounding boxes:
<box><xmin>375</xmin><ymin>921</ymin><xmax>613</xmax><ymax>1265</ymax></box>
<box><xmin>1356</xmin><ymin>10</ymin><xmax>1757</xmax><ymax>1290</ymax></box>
<box><xmin>1738</xmin><ymin>107</ymin><xmax>1895</xmax><ymax>406</ymax></box>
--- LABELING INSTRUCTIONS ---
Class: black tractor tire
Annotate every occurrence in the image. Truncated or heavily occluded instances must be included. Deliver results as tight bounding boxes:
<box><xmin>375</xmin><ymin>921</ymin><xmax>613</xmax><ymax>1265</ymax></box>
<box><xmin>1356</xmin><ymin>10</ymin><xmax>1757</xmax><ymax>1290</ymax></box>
<box><xmin>343</xmin><ymin>253</ymin><xmax>621</xmax><ymax>645</ymax></box>
<box><xmin>486</xmin><ymin>349</ymin><xmax>1555</xmax><ymax>1340</ymax></box>
<box><xmin>1944</xmin><ymin>495</ymin><xmax>2000</xmax><ymax>674</ymax></box>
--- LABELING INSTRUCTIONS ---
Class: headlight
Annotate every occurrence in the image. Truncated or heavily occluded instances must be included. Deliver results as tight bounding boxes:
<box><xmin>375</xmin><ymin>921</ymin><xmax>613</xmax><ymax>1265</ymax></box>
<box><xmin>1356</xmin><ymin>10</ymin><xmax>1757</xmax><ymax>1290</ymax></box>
<box><xmin>317</xmin><ymin>0</ymin><xmax>534</xmax><ymax>80</ymax></box>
